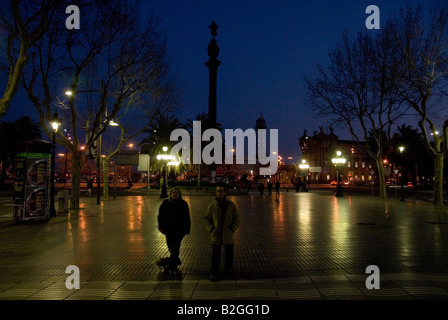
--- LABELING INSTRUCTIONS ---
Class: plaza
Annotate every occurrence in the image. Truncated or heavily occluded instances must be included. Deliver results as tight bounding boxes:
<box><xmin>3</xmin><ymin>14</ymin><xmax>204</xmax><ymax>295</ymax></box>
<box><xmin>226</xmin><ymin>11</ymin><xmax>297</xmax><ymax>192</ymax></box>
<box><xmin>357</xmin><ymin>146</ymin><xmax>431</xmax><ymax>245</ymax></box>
<box><xmin>1</xmin><ymin>187</ymin><xmax>448</xmax><ymax>300</ymax></box>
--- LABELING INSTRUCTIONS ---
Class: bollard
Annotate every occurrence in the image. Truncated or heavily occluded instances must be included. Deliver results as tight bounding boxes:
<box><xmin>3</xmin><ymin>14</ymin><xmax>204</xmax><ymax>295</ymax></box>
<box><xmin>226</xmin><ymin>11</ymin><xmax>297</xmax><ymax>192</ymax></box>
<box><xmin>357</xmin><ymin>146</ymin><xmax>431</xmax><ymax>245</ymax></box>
<box><xmin>57</xmin><ymin>190</ymin><xmax>69</xmax><ymax>214</ymax></box>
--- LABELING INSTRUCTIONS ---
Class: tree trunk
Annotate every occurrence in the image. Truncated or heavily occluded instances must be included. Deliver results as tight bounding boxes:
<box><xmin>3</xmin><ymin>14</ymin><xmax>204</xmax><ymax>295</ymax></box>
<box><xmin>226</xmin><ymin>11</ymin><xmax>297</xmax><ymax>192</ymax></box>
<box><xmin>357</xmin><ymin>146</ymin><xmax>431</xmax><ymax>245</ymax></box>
<box><xmin>70</xmin><ymin>152</ymin><xmax>82</xmax><ymax>209</ymax></box>
<box><xmin>103</xmin><ymin>159</ymin><xmax>110</xmax><ymax>200</ymax></box>
<box><xmin>375</xmin><ymin>158</ymin><xmax>387</xmax><ymax>199</ymax></box>
<box><xmin>0</xmin><ymin>44</ymin><xmax>29</xmax><ymax>119</ymax></box>
<box><xmin>433</xmin><ymin>153</ymin><xmax>444</xmax><ymax>206</ymax></box>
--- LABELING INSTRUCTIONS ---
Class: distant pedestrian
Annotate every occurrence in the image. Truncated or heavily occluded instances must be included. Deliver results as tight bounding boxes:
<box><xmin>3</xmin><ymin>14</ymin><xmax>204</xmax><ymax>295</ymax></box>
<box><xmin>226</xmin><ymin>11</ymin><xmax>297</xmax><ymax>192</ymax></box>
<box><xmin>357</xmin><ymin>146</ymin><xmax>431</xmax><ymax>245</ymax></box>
<box><xmin>87</xmin><ymin>178</ymin><xmax>93</xmax><ymax>197</ymax></box>
<box><xmin>258</xmin><ymin>181</ymin><xmax>264</xmax><ymax>195</ymax></box>
<box><xmin>205</xmin><ymin>183</ymin><xmax>240</xmax><ymax>281</ymax></box>
<box><xmin>267</xmin><ymin>181</ymin><xmax>273</xmax><ymax>196</ymax></box>
<box><xmin>295</xmin><ymin>180</ymin><xmax>303</xmax><ymax>193</ymax></box>
<box><xmin>275</xmin><ymin>181</ymin><xmax>280</xmax><ymax>197</ymax></box>
<box><xmin>158</xmin><ymin>187</ymin><xmax>191</xmax><ymax>274</ymax></box>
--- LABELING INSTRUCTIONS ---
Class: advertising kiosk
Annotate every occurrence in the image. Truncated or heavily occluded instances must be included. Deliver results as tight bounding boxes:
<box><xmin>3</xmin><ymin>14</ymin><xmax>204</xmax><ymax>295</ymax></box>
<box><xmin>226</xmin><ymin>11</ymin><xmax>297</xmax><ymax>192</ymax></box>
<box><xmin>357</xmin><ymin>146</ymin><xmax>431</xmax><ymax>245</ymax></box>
<box><xmin>13</xmin><ymin>140</ymin><xmax>52</xmax><ymax>223</ymax></box>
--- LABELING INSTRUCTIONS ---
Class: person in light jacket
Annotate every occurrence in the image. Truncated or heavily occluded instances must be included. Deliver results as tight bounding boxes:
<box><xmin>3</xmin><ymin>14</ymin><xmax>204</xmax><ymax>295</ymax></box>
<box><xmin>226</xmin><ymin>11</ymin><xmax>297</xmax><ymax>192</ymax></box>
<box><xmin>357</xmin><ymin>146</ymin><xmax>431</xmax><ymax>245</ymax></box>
<box><xmin>204</xmin><ymin>183</ymin><xmax>240</xmax><ymax>281</ymax></box>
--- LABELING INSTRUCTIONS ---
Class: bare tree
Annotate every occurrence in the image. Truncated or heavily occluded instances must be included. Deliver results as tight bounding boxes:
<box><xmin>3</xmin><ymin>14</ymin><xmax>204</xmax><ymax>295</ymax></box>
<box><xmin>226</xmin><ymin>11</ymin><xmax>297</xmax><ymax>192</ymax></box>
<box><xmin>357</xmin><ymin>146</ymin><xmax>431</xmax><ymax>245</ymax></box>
<box><xmin>21</xmin><ymin>0</ymin><xmax>177</xmax><ymax>208</ymax></box>
<box><xmin>304</xmin><ymin>23</ymin><xmax>407</xmax><ymax>198</ymax></box>
<box><xmin>0</xmin><ymin>0</ymin><xmax>62</xmax><ymax>119</ymax></box>
<box><xmin>98</xmin><ymin>80</ymin><xmax>179</xmax><ymax>200</ymax></box>
<box><xmin>392</xmin><ymin>5</ymin><xmax>448</xmax><ymax>205</ymax></box>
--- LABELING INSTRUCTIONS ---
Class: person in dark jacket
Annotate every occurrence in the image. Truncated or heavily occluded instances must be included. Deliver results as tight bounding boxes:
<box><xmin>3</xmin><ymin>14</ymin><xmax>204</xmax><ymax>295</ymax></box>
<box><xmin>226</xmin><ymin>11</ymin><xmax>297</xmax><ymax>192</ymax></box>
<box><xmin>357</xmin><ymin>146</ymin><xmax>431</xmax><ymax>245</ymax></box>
<box><xmin>275</xmin><ymin>181</ymin><xmax>280</xmax><ymax>197</ymax></box>
<box><xmin>267</xmin><ymin>181</ymin><xmax>273</xmax><ymax>196</ymax></box>
<box><xmin>158</xmin><ymin>187</ymin><xmax>191</xmax><ymax>272</ymax></box>
<box><xmin>87</xmin><ymin>178</ymin><xmax>93</xmax><ymax>197</ymax></box>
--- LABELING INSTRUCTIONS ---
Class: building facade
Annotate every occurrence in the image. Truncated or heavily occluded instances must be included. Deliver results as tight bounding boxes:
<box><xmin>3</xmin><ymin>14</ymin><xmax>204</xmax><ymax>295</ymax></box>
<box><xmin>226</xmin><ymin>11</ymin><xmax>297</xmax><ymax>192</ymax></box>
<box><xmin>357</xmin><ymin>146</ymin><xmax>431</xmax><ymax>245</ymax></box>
<box><xmin>299</xmin><ymin>128</ymin><xmax>376</xmax><ymax>184</ymax></box>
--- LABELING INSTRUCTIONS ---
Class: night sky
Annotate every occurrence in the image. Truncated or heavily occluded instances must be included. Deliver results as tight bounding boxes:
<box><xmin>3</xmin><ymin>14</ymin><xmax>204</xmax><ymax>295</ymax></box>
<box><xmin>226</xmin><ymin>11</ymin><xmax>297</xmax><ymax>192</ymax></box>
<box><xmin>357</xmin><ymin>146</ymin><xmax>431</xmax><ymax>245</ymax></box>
<box><xmin>143</xmin><ymin>0</ymin><xmax>435</xmax><ymax>163</ymax></box>
<box><xmin>2</xmin><ymin>0</ymin><xmax>438</xmax><ymax>164</ymax></box>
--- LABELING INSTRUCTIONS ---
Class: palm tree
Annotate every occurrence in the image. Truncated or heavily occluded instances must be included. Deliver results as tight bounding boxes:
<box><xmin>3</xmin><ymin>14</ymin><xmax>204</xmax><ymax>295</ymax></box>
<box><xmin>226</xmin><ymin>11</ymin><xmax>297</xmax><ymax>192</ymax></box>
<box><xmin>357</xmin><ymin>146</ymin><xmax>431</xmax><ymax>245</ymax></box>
<box><xmin>139</xmin><ymin>113</ymin><xmax>185</xmax><ymax>184</ymax></box>
<box><xmin>13</xmin><ymin>116</ymin><xmax>42</xmax><ymax>141</ymax></box>
<box><xmin>185</xmin><ymin>112</ymin><xmax>222</xmax><ymax>132</ymax></box>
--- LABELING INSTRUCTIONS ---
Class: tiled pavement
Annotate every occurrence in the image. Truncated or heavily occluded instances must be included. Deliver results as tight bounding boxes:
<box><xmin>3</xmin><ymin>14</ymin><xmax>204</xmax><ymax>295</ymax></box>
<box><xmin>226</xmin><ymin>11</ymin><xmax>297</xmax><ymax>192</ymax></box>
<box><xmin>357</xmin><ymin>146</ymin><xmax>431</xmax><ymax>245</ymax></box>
<box><xmin>1</xmin><ymin>188</ymin><xmax>448</xmax><ymax>301</ymax></box>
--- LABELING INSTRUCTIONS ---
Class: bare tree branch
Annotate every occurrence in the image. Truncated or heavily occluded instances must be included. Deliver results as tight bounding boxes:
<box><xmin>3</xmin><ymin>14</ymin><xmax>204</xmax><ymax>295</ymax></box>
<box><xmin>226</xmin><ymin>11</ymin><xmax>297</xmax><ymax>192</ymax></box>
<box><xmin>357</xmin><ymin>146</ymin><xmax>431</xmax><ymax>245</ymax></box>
<box><xmin>0</xmin><ymin>0</ymin><xmax>63</xmax><ymax>119</ymax></box>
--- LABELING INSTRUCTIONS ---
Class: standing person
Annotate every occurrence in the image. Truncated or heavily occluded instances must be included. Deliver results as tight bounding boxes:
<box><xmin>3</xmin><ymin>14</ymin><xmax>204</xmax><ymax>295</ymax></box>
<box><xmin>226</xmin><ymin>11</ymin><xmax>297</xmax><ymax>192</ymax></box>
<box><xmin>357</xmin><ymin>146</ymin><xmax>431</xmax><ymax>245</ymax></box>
<box><xmin>267</xmin><ymin>181</ymin><xmax>273</xmax><ymax>196</ymax></box>
<box><xmin>87</xmin><ymin>178</ymin><xmax>93</xmax><ymax>197</ymax></box>
<box><xmin>275</xmin><ymin>181</ymin><xmax>280</xmax><ymax>197</ymax></box>
<box><xmin>258</xmin><ymin>181</ymin><xmax>264</xmax><ymax>195</ymax></box>
<box><xmin>204</xmin><ymin>183</ymin><xmax>240</xmax><ymax>281</ymax></box>
<box><xmin>158</xmin><ymin>187</ymin><xmax>191</xmax><ymax>274</ymax></box>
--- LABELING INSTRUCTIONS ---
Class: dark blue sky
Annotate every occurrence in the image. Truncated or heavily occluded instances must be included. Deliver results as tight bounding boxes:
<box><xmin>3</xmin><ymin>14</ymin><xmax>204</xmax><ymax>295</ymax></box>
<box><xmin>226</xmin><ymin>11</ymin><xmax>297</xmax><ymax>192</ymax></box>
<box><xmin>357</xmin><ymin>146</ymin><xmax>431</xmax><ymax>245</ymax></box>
<box><xmin>143</xmin><ymin>0</ymin><xmax>434</xmax><ymax>163</ymax></box>
<box><xmin>2</xmin><ymin>0</ymin><xmax>437</xmax><ymax>164</ymax></box>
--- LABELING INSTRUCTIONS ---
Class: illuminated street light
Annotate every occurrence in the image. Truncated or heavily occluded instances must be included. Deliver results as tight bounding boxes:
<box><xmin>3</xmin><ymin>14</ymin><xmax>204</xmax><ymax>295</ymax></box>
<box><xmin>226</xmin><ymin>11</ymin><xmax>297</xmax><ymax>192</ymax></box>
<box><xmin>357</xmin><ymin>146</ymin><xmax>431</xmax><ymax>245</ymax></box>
<box><xmin>65</xmin><ymin>88</ymin><xmax>102</xmax><ymax>96</ymax></box>
<box><xmin>331</xmin><ymin>151</ymin><xmax>346</xmax><ymax>197</ymax></box>
<box><xmin>65</xmin><ymin>89</ymin><xmax>119</xmax><ymax>128</ymax></box>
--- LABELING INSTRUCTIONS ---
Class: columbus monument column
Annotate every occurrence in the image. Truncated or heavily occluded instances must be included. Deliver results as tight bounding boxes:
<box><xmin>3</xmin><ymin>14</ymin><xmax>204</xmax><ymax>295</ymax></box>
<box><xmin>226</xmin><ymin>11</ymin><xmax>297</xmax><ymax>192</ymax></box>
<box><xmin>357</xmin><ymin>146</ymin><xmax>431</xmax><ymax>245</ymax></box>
<box><xmin>206</xmin><ymin>21</ymin><xmax>221</xmax><ymax>183</ymax></box>
<box><xmin>206</xmin><ymin>21</ymin><xmax>221</xmax><ymax>128</ymax></box>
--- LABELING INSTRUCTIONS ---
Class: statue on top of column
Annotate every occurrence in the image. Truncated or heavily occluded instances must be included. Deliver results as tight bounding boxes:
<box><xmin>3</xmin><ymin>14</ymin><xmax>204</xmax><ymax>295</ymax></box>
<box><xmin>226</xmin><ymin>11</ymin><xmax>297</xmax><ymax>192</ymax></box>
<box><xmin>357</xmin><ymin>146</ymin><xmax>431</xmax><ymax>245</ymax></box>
<box><xmin>209</xmin><ymin>21</ymin><xmax>218</xmax><ymax>39</ymax></box>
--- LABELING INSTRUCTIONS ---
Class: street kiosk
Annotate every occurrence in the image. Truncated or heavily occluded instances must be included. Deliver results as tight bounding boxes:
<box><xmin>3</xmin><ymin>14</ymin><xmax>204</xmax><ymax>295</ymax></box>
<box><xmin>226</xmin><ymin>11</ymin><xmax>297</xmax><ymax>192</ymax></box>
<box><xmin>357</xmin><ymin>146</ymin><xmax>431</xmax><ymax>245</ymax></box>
<box><xmin>13</xmin><ymin>140</ymin><xmax>52</xmax><ymax>223</ymax></box>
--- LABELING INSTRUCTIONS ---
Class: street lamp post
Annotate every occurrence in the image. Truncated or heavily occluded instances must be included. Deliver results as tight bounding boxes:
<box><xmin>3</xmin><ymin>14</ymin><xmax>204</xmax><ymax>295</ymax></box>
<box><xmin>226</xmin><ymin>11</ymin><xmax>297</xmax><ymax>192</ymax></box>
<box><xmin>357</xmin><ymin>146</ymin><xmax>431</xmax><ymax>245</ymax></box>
<box><xmin>96</xmin><ymin>126</ymin><xmax>102</xmax><ymax>205</ymax></box>
<box><xmin>331</xmin><ymin>151</ymin><xmax>346</xmax><ymax>197</ymax></box>
<box><xmin>50</xmin><ymin>112</ymin><xmax>61</xmax><ymax>217</ymax></box>
<box><xmin>399</xmin><ymin>146</ymin><xmax>405</xmax><ymax>202</ymax></box>
<box><xmin>299</xmin><ymin>159</ymin><xmax>309</xmax><ymax>192</ymax></box>
<box><xmin>65</xmin><ymin>83</ymin><xmax>119</xmax><ymax>204</ymax></box>
<box><xmin>157</xmin><ymin>146</ymin><xmax>173</xmax><ymax>198</ymax></box>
